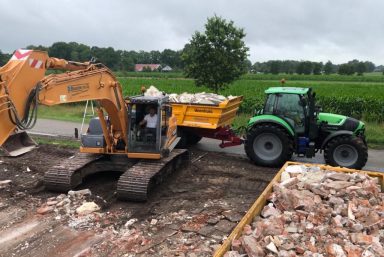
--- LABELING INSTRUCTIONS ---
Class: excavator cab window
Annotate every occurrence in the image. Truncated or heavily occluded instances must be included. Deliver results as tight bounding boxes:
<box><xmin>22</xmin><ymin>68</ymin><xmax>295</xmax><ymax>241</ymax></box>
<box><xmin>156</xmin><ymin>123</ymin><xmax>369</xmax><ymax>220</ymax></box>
<box><xmin>127</xmin><ymin>98</ymin><xmax>163</xmax><ymax>153</ymax></box>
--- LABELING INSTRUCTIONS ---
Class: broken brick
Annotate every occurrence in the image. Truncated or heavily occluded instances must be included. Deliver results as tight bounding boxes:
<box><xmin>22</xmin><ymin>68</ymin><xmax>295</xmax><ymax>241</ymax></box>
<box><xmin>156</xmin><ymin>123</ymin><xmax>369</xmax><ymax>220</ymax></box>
<box><xmin>240</xmin><ymin>235</ymin><xmax>265</xmax><ymax>257</ymax></box>
<box><xmin>350</xmin><ymin>233</ymin><xmax>373</xmax><ymax>245</ymax></box>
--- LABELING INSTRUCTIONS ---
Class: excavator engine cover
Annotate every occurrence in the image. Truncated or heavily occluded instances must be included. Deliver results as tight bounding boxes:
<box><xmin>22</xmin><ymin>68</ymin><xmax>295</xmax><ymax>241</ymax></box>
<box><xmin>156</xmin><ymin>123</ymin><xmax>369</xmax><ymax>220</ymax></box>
<box><xmin>1</xmin><ymin>131</ymin><xmax>37</xmax><ymax>156</ymax></box>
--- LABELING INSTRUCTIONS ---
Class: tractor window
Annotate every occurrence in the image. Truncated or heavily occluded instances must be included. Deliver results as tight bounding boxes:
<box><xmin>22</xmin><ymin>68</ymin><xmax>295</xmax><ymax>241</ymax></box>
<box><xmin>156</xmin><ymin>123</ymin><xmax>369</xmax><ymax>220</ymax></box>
<box><xmin>276</xmin><ymin>94</ymin><xmax>305</xmax><ymax>127</ymax></box>
<box><xmin>263</xmin><ymin>94</ymin><xmax>276</xmax><ymax>114</ymax></box>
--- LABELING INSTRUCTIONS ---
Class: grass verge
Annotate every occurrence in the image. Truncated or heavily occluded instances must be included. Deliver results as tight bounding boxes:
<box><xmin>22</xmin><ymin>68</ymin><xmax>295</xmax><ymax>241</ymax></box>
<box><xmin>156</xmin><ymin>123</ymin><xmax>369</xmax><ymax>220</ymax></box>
<box><xmin>31</xmin><ymin>135</ymin><xmax>80</xmax><ymax>149</ymax></box>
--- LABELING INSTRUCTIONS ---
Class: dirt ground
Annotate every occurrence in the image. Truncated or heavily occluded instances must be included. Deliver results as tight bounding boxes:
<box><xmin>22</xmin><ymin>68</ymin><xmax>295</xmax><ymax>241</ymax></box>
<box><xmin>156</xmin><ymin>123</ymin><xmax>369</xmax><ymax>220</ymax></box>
<box><xmin>0</xmin><ymin>144</ymin><xmax>277</xmax><ymax>257</ymax></box>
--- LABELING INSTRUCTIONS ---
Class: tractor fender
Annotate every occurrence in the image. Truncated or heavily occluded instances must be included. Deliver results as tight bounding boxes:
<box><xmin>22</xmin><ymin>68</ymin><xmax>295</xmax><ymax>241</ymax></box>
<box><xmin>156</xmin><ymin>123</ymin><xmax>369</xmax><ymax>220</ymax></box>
<box><xmin>248</xmin><ymin>115</ymin><xmax>294</xmax><ymax>137</ymax></box>
<box><xmin>321</xmin><ymin>130</ymin><xmax>353</xmax><ymax>149</ymax></box>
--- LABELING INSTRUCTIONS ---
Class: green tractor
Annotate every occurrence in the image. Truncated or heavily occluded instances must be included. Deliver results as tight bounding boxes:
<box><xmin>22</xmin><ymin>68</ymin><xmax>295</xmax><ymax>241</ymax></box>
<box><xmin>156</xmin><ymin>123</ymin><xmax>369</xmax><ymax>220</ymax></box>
<box><xmin>244</xmin><ymin>87</ymin><xmax>368</xmax><ymax>169</ymax></box>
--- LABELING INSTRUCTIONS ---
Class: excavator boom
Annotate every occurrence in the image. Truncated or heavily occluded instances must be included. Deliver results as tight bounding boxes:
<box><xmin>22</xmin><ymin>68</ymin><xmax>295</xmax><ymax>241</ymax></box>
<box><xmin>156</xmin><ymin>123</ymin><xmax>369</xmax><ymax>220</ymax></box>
<box><xmin>0</xmin><ymin>49</ymin><xmax>127</xmax><ymax>156</ymax></box>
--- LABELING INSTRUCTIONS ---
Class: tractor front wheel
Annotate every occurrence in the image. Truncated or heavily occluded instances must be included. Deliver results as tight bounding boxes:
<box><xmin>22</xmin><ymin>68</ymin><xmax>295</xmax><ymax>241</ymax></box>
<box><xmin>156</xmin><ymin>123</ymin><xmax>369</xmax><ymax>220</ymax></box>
<box><xmin>324</xmin><ymin>136</ymin><xmax>368</xmax><ymax>169</ymax></box>
<box><xmin>245</xmin><ymin>124</ymin><xmax>293</xmax><ymax>167</ymax></box>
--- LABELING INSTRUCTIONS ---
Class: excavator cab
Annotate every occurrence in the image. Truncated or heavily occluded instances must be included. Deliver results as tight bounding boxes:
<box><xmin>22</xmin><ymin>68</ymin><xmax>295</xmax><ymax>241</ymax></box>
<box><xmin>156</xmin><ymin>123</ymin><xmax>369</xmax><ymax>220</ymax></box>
<box><xmin>126</xmin><ymin>95</ymin><xmax>177</xmax><ymax>156</ymax></box>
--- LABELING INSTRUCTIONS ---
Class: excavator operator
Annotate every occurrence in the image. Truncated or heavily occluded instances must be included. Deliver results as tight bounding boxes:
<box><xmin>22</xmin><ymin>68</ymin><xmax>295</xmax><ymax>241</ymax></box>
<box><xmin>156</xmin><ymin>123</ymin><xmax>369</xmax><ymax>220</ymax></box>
<box><xmin>139</xmin><ymin>106</ymin><xmax>157</xmax><ymax>141</ymax></box>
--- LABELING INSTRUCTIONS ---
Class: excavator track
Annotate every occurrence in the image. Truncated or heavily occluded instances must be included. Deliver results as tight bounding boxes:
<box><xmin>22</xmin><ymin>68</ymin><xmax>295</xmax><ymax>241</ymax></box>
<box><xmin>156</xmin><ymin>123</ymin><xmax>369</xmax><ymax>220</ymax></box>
<box><xmin>117</xmin><ymin>149</ymin><xmax>190</xmax><ymax>201</ymax></box>
<box><xmin>44</xmin><ymin>153</ymin><xmax>103</xmax><ymax>192</ymax></box>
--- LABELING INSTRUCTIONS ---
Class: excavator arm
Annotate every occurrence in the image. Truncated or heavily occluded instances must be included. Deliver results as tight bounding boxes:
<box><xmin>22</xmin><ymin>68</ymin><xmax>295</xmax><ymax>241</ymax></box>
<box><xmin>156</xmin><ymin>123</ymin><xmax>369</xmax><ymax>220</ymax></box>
<box><xmin>0</xmin><ymin>49</ymin><xmax>128</xmax><ymax>155</ymax></box>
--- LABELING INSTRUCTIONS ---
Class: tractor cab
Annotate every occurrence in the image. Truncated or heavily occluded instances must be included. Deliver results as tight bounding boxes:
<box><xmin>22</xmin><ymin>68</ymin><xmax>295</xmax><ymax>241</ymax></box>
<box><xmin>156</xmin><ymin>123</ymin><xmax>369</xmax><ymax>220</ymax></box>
<box><xmin>126</xmin><ymin>95</ymin><xmax>175</xmax><ymax>155</ymax></box>
<box><xmin>263</xmin><ymin>87</ymin><xmax>321</xmax><ymax>139</ymax></box>
<box><xmin>263</xmin><ymin>87</ymin><xmax>310</xmax><ymax>135</ymax></box>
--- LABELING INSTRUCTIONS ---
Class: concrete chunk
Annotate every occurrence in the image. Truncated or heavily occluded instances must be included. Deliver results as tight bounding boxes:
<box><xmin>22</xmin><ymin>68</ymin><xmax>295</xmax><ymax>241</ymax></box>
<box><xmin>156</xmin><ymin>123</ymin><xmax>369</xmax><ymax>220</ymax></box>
<box><xmin>75</xmin><ymin>201</ymin><xmax>100</xmax><ymax>215</ymax></box>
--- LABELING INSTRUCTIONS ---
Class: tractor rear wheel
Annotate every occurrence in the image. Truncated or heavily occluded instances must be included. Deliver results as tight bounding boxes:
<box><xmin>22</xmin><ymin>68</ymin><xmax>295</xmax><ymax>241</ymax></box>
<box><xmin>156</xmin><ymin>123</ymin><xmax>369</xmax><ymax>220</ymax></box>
<box><xmin>245</xmin><ymin>124</ymin><xmax>293</xmax><ymax>167</ymax></box>
<box><xmin>324</xmin><ymin>136</ymin><xmax>367</xmax><ymax>169</ymax></box>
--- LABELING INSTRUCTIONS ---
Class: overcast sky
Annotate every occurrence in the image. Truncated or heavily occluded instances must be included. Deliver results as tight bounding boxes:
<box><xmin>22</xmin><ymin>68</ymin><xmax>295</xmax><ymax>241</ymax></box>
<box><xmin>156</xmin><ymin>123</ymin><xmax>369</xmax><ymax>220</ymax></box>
<box><xmin>1</xmin><ymin>0</ymin><xmax>383</xmax><ymax>65</ymax></box>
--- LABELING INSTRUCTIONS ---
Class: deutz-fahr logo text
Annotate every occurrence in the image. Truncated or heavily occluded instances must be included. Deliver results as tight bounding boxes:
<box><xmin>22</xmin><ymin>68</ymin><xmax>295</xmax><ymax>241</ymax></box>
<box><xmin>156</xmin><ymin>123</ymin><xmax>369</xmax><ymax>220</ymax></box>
<box><xmin>67</xmin><ymin>84</ymin><xmax>89</xmax><ymax>95</ymax></box>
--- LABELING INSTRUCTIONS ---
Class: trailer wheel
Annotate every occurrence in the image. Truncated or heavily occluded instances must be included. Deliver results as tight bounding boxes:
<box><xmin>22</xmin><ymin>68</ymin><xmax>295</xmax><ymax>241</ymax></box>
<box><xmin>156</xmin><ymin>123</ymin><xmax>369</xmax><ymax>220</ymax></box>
<box><xmin>245</xmin><ymin>124</ymin><xmax>293</xmax><ymax>167</ymax></box>
<box><xmin>187</xmin><ymin>132</ymin><xmax>202</xmax><ymax>145</ymax></box>
<box><xmin>324</xmin><ymin>136</ymin><xmax>367</xmax><ymax>169</ymax></box>
<box><xmin>176</xmin><ymin>128</ymin><xmax>188</xmax><ymax>148</ymax></box>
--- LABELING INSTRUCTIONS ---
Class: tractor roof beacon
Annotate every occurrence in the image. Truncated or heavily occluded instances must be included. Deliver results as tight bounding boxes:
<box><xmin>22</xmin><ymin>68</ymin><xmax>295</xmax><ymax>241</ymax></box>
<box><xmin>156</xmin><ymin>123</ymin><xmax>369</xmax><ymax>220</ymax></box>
<box><xmin>245</xmin><ymin>87</ymin><xmax>368</xmax><ymax>169</ymax></box>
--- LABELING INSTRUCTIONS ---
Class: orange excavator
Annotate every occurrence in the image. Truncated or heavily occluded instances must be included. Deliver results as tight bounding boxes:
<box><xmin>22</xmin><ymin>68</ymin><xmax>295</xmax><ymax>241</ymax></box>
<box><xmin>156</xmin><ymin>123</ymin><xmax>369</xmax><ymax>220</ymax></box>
<box><xmin>0</xmin><ymin>49</ymin><xmax>188</xmax><ymax>201</ymax></box>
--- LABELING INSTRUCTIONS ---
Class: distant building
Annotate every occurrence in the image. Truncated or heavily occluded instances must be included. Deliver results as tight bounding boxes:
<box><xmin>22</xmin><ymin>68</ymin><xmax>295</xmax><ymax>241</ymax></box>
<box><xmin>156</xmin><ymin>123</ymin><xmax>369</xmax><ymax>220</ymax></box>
<box><xmin>161</xmin><ymin>65</ymin><xmax>173</xmax><ymax>72</ymax></box>
<box><xmin>134</xmin><ymin>64</ymin><xmax>161</xmax><ymax>72</ymax></box>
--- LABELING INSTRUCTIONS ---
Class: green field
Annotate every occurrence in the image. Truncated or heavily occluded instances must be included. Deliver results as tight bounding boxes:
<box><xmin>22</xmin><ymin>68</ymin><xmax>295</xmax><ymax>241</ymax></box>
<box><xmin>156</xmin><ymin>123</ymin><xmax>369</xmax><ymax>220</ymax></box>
<box><xmin>119</xmin><ymin>77</ymin><xmax>384</xmax><ymax>122</ymax></box>
<box><xmin>37</xmin><ymin>74</ymin><xmax>384</xmax><ymax>148</ymax></box>
<box><xmin>115</xmin><ymin>71</ymin><xmax>384</xmax><ymax>82</ymax></box>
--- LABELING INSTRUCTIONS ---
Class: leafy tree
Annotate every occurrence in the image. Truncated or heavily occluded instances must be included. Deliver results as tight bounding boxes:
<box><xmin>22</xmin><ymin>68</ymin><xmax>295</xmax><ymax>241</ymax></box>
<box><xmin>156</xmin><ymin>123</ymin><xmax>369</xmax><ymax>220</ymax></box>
<box><xmin>313</xmin><ymin>62</ymin><xmax>323</xmax><ymax>75</ymax></box>
<box><xmin>356</xmin><ymin>62</ymin><xmax>367</xmax><ymax>76</ymax></box>
<box><xmin>302</xmin><ymin>61</ymin><xmax>313</xmax><ymax>75</ymax></box>
<box><xmin>90</xmin><ymin>46</ymin><xmax>120</xmax><ymax>70</ymax></box>
<box><xmin>296</xmin><ymin>62</ymin><xmax>304</xmax><ymax>75</ymax></box>
<box><xmin>150</xmin><ymin>50</ymin><xmax>161</xmax><ymax>63</ymax></box>
<box><xmin>251</xmin><ymin>62</ymin><xmax>265</xmax><ymax>73</ymax></box>
<box><xmin>347</xmin><ymin>59</ymin><xmax>360</xmax><ymax>72</ymax></box>
<box><xmin>0</xmin><ymin>50</ymin><xmax>12</xmax><ymax>66</ymax></box>
<box><xmin>296</xmin><ymin>61</ymin><xmax>313</xmax><ymax>75</ymax></box>
<box><xmin>364</xmin><ymin>61</ymin><xmax>375</xmax><ymax>72</ymax></box>
<box><xmin>338</xmin><ymin>63</ymin><xmax>355</xmax><ymax>75</ymax></box>
<box><xmin>244</xmin><ymin>59</ymin><xmax>252</xmax><ymax>73</ymax></box>
<box><xmin>26</xmin><ymin>44</ymin><xmax>48</xmax><ymax>51</ymax></box>
<box><xmin>269</xmin><ymin>61</ymin><xmax>281</xmax><ymax>74</ymax></box>
<box><xmin>120</xmin><ymin>51</ymin><xmax>135</xmax><ymax>71</ymax></box>
<box><xmin>182</xmin><ymin>15</ymin><xmax>249</xmax><ymax>93</ymax></box>
<box><xmin>324</xmin><ymin>61</ymin><xmax>333</xmax><ymax>75</ymax></box>
<box><xmin>281</xmin><ymin>60</ymin><xmax>299</xmax><ymax>74</ymax></box>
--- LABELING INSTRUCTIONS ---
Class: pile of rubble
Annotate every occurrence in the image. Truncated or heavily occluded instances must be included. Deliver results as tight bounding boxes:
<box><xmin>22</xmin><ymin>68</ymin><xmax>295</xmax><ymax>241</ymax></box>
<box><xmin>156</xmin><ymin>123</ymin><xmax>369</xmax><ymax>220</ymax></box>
<box><xmin>226</xmin><ymin>165</ymin><xmax>384</xmax><ymax>257</ymax></box>
<box><xmin>34</xmin><ymin>189</ymin><xmax>238</xmax><ymax>255</ymax></box>
<box><xmin>144</xmin><ymin>85</ymin><xmax>235</xmax><ymax>105</ymax></box>
<box><xmin>168</xmin><ymin>92</ymin><xmax>233</xmax><ymax>105</ymax></box>
<box><xmin>36</xmin><ymin>189</ymin><xmax>108</xmax><ymax>229</ymax></box>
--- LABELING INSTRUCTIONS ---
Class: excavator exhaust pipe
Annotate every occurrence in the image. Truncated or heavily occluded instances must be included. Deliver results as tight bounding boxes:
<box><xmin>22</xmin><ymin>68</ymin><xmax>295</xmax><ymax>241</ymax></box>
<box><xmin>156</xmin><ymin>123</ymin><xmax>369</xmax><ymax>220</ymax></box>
<box><xmin>1</xmin><ymin>132</ymin><xmax>37</xmax><ymax>156</ymax></box>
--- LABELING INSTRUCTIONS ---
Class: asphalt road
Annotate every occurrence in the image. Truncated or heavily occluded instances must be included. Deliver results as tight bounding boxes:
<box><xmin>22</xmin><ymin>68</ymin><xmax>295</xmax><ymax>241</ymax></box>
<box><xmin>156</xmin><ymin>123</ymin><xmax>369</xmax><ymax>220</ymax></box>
<box><xmin>30</xmin><ymin>118</ymin><xmax>384</xmax><ymax>172</ymax></box>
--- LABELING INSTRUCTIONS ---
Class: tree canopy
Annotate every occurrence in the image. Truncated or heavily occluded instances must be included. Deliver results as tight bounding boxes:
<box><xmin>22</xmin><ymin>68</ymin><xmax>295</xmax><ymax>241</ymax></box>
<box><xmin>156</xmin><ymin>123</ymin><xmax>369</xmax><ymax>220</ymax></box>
<box><xmin>0</xmin><ymin>40</ymin><xmax>381</xmax><ymax>76</ymax></box>
<box><xmin>22</xmin><ymin>42</ymin><xmax>185</xmax><ymax>71</ymax></box>
<box><xmin>182</xmin><ymin>15</ymin><xmax>249</xmax><ymax>93</ymax></box>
